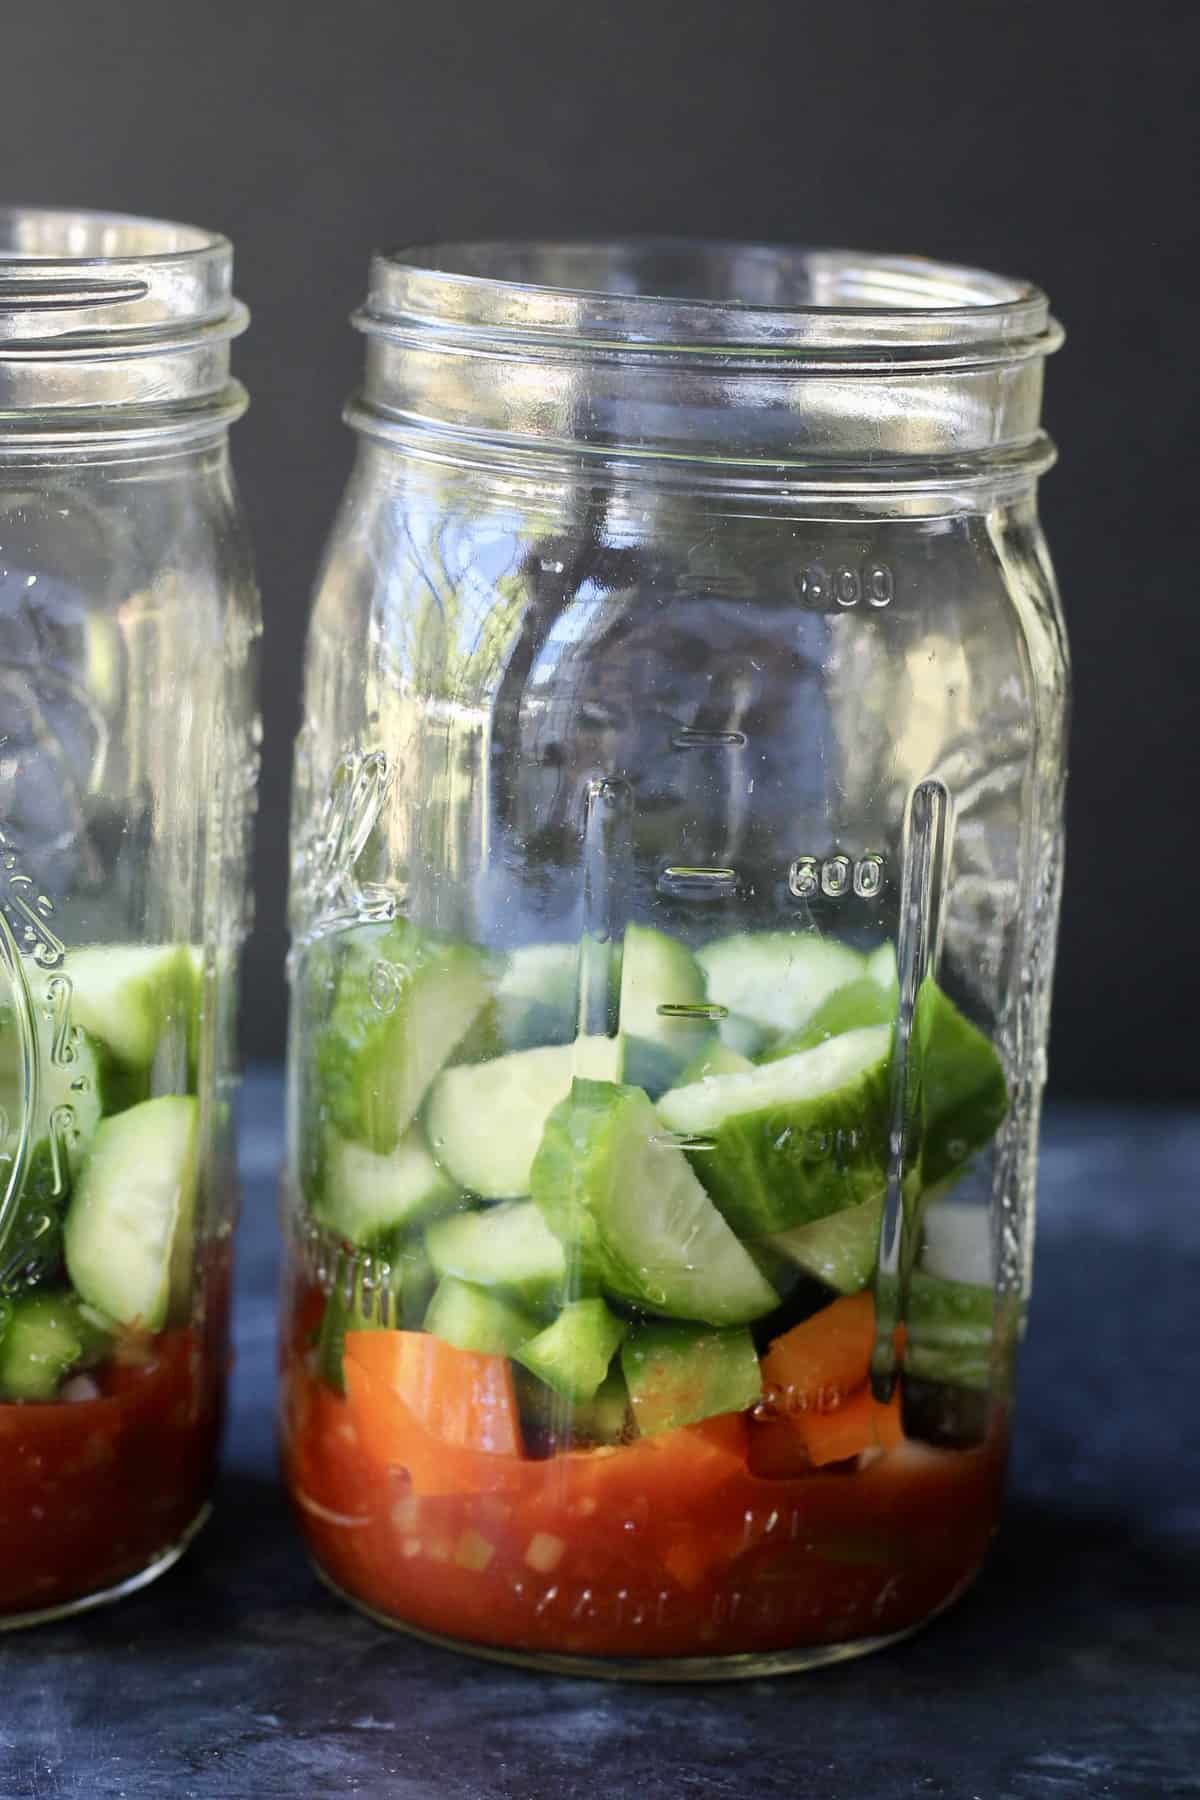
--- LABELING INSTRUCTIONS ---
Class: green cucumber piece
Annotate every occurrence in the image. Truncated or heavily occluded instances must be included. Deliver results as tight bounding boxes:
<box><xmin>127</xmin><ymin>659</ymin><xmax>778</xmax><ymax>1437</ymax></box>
<box><xmin>903</xmin><ymin>1270</ymin><xmax>994</xmax><ymax>1391</ymax></box>
<box><xmin>0</xmin><ymin>1291</ymin><xmax>111</xmax><ymax>1401</ymax></box>
<box><xmin>914</xmin><ymin>980</ymin><xmax>1008</xmax><ymax>1184</ymax></box>
<box><xmin>312</xmin><ymin>1127</ymin><xmax>458</xmax><ymax>1246</ymax></box>
<box><xmin>514</xmin><ymin>1297</ymin><xmax>627</xmax><ymax>1403</ymax></box>
<box><xmin>698</xmin><ymin>932</ymin><xmax>865</xmax><ymax>1048</ymax></box>
<box><xmin>920</xmin><ymin>1197</ymin><xmax>992</xmax><ymax>1286</ymax></box>
<box><xmin>531</xmin><ymin>1079</ymin><xmax>779</xmax><ymax>1327</ymax></box>
<box><xmin>426</xmin><ymin>1036</ymin><xmax>623</xmax><ymax>1199</ymax></box>
<box><xmin>425</xmin><ymin>1200</ymin><xmax>568</xmax><ymax>1309</ymax></box>
<box><xmin>657</xmin><ymin>1024</ymin><xmax>891</xmax><ymax>1236</ymax></box>
<box><xmin>763</xmin><ymin>976</ymin><xmax>895</xmax><ymax>1060</ymax></box>
<box><xmin>678</xmin><ymin>1040</ymin><xmax>755</xmax><ymax>1084</ymax></box>
<box><xmin>60</xmin><ymin>944</ymin><xmax>191</xmax><ymax>1071</ymax></box>
<box><xmin>0</xmin><ymin>1139</ymin><xmax>68</xmax><ymax>1285</ymax></box>
<box><xmin>621</xmin><ymin>1320</ymin><xmax>762</xmax><ymax>1436</ymax></box>
<box><xmin>765</xmin><ymin>1191</ymin><xmax>884</xmax><ymax>1294</ymax></box>
<box><xmin>575</xmin><ymin>1366</ymin><xmax>633</xmax><ymax>1443</ymax></box>
<box><xmin>316</xmin><ymin>922</ymin><xmax>494</xmax><ymax>1154</ymax></box>
<box><xmin>63</xmin><ymin>1096</ymin><xmax>198</xmax><ymax>1329</ymax></box>
<box><xmin>618</xmin><ymin>924</ymin><xmax>709</xmax><ymax>1097</ymax></box>
<box><xmin>496</xmin><ymin>942</ymin><xmax>580</xmax><ymax>1050</ymax></box>
<box><xmin>424</xmin><ymin>1276</ymin><xmax>539</xmax><ymax>1357</ymax></box>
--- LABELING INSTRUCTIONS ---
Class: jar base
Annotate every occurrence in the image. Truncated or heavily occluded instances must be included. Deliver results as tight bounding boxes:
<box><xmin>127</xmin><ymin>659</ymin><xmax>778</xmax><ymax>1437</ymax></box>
<box><xmin>0</xmin><ymin>1502</ymin><xmax>211</xmax><ymax>1633</ymax></box>
<box><xmin>310</xmin><ymin>1557</ymin><xmax>979</xmax><ymax>1682</ymax></box>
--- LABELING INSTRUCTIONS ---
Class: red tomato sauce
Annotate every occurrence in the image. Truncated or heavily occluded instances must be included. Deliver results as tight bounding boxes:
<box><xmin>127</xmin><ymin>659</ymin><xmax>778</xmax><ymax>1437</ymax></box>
<box><xmin>281</xmin><ymin>1286</ymin><xmax>1006</xmax><ymax>1662</ymax></box>
<box><xmin>0</xmin><ymin>1265</ymin><xmax>230</xmax><ymax>1619</ymax></box>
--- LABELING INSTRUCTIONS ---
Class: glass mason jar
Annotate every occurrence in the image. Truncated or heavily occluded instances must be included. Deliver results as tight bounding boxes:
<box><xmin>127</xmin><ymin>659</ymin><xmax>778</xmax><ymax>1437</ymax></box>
<box><xmin>0</xmin><ymin>209</ymin><xmax>259</xmax><ymax>1625</ymax></box>
<box><xmin>282</xmin><ymin>242</ymin><xmax>1067</xmax><ymax>1678</ymax></box>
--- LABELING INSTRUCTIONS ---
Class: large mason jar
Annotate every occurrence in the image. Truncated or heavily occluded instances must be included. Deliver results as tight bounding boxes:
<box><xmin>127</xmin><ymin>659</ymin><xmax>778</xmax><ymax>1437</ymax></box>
<box><xmin>282</xmin><ymin>242</ymin><xmax>1067</xmax><ymax>1677</ymax></box>
<box><xmin>0</xmin><ymin>209</ymin><xmax>259</xmax><ymax>1624</ymax></box>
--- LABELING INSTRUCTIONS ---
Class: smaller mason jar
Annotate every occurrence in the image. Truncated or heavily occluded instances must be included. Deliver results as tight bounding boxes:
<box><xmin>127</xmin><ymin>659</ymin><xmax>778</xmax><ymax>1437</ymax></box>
<box><xmin>0</xmin><ymin>209</ymin><xmax>259</xmax><ymax>1625</ymax></box>
<box><xmin>282</xmin><ymin>241</ymin><xmax>1066</xmax><ymax>1678</ymax></box>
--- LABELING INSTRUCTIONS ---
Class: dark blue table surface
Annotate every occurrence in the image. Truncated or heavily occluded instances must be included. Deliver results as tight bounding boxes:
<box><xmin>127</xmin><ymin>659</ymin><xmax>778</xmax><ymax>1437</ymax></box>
<box><xmin>1</xmin><ymin>1075</ymin><xmax>1197</xmax><ymax>1800</ymax></box>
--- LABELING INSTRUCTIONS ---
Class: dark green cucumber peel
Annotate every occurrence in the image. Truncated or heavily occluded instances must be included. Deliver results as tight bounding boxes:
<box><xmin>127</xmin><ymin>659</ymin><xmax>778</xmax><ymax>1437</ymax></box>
<box><xmin>913</xmin><ymin>979</ymin><xmax>1008</xmax><ymax>1185</ymax></box>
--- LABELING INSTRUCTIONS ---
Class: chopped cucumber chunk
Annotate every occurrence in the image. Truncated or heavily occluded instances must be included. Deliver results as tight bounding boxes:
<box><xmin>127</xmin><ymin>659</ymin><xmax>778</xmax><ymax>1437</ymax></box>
<box><xmin>496</xmin><ymin>942</ymin><xmax>580</xmax><ymax>1050</ymax></box>
<box><xmin>426</xmin><ymin>1035</ymin><xmax>623</xmax><ymax>1199</ymax></box>
<box><xmin>61</xmin><ymin>944</ymin><xmax>192</xmax><ymax>1071</ymax></box>
<box><xmin>531</xmin><ymin>1078</ymin><xmax>779</xmax><ymax>1327</ymax></box>
<box><xmin>698</xmin><ymin>932</ymin><xmax>865</xmax><ymax>1047</ymax></box>
<box><xmin>316</xmin><ymin>922</ymin><xmax>494</xmax><ymax>1154</ymax></box>
<box><xmin>866</xmin><ymin>941</ymin><xmax>899</xmax><ymax>992</ymax></box>
<box><xmin>902</xmin><ymin>1270</ymin><xmax>995</xmax><ymax>1391</ymax></box>
<box><xmin>424</xmin><ymin>1276</ymin><xmax>539</xmax><ymax>1358</ymax></box>
<box><xmin>765</xmin><ymin>1191</ymin><xmax>884</xmax><ymax>1295</ymax></box>
<box><xmin>619</xmin><ymin>923</ymin><xmax>709</xmax><ymax>1097</ymax></box>
<box><xmin>425</xmin><ymin>1200</ymin><xmax>568</xmax><ymax>1310</ymax></box>
<box><xmin>0</xmin><ymin>1139</ymin><xmax>67</xmax><ymax>1286</ymax></box>
<box><xmin>763</xmin><ymin>976</ymin><xmax>895</xmax><ymax>1060</ymax></box>
<box><xmin>657</xmin><ymin>1024</ymin><xmax>891</xmax><ymax>1236</ymax></box>
<box><xmin>0</xmin><ymin>1291</ymin><xmax>110</xmax><ymax>1401</ymax></box>
<box><xmin>64</xmin><ymin>1096</ymin><xmax>198</xmax><ymax>1329</ymax></box>
<box><xmin>313</xmin><ymin>1127</ymin><xmax>458</xmax><ymax>1246</ymax></box>
<box><xmin>514</xmin><ymin>1297</ymin><xmax>628</xmax><ymax>1403</ymax></box>
<box><xmin>622</xmin><ymin>1321</ymin><xmax>762</xmax><ymax>1436</ymax></box>
<box><xmin>914</xmin><ymin>980</ymin><xmax>1008</xmax><ymax>1184</ymax></box>
<box><xmin>920</xmin><ymin>1198</ymin><xmax>993</xmax><ymax>1286</ymax></box>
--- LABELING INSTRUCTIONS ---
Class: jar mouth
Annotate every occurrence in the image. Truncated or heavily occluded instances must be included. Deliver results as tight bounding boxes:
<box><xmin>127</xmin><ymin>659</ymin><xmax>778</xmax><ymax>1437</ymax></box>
<box><xmin>0</xmin><ymin>206</ymin><xmax>247</xmax><ymax>431</ymax></box>
<box><xmin>358</xmin><ymin>238</ymin><xmax>1059</xmax><ymax>364</ymax></box>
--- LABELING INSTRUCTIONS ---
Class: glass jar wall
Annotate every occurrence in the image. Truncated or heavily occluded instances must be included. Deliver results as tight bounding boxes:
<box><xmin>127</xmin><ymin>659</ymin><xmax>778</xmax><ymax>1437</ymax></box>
<box><xmin>0</xmin><ymin>209</ymin><xmax>259</xmax><ymax>1624</ymax></box>
<box><xmin>281</xmin><ymin>242</ymin><xmax>1066</xmax><ymax>1677</ymax></box>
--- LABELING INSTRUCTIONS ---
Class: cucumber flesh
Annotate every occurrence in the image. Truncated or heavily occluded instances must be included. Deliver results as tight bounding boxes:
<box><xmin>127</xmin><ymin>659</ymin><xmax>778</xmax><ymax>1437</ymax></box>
<box><xmin>765</xmin><ymin>1191</ymin><xmax>883</xmax><ymax>1295</ymax></box>
<box><xmin>531</xmin><ymin>1078</ymin><xmax>779</xmax><ymax>1327</ymax></box>
<box><xmin>426</xmin><ymin>1036</ymin><xmax>623</xmax><ymax>1199</ymax></box>
<box><xmin>866</xmin><ymin>941</ymin><xmax>899</xmax><ymax>992</ymax></box>
<box><xmin>678</xmin><ymin>1040</ymin><xmax>755</xmax><ymax>1084</ymax></box>
<box><xmin>619</xmin><ymin>924</ymin><xmax>709</xmax><ymax>1097</ymax></box>
<box><xmin>698</xmin><ymin>932</ymin><xmax>865</xmax><ymax>1046</ymax></box>
<box><xmin>514</xmin><ymin>1297</ymin><xmax>627</xmax><ymax>1403</ymax></box>
<box><xmin>496</xmin><ymin>942</ymin><xmax>579</xmax><ymax>1050</ymax></box>
<box><xmin>0</xmin><ymin>1291</ymin><xmax>110</xmax><ymax>1401</ymax></box>
<box><xmin>316</xmin><ymin>922</ymin><xmax>494</xmax><ymax>1154</ymax></box>
<box><xmin>621</xmin><ymin>1321</ymin><xmax>762</xmax><ymax>1436</ymax></box>
<box><xmin>425</xmin><ymin>1200</ymin><xmax>568</xmax><ymax>1309</ymax></box>
<box><xmin>657</xmin><ymin>1024</ymin><xmax>892</xmax><ymax>1236</ymax></box>
<box><xmin>424</xmin><ymin>1276</ymin><xmax>539</xmax><ymax>1358</ymax></box>
<box><xmin>60</xmin><ymin>945</ymin><xmax>191</xmax><ymax>1070</ymax></box>
<box><xmin>921</xmin><ymin>1198</ymin><xmax>993</xmax><ymax>1286</ymax></box>
<box><xmin>313</xmin><ymin>1127</ymin><xmax>458</xmax><ymax>1246</ymax></box>
<box><xmin>63</xmin><ymin>1096</ymin><xmax>198</xmax><ymax>1329</ymax></box>
<box><xmin>763</xmin><ymin>976</ymin><xmax>895</xmax><ymax>1060</ymax></box>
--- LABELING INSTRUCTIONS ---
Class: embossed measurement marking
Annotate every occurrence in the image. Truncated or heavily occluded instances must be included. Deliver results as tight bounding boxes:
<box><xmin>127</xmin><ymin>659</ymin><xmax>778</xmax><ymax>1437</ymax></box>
<box><xmin>788</xmin><ymin>853</ymin><xmax>884</xmax><ymax>900</ymax></box>
<box><xmin>671</xmin><ymin>728</ymin><xmax>748</xmax><ymax>750</ymax></box>
<box><xmin>796</xmin><ymin>562</ymin><xmax>894</xmax><ymax>609</ymax></box>
<box><xmin>657</xmin><ymin>866</ymin><xmax>739</xmax><ymax>900</ymax></box>
<box><xmin>656</xmin><ymin>1001</ymin><xmax>729</xmax><ymax>1021</ymax></box>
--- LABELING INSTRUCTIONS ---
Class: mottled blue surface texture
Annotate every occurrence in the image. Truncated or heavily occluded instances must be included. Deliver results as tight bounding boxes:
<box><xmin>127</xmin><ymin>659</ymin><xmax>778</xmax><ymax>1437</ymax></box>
<box><xmin>1</xmin><ymin>1077</ymin><xmax>1196</xmax><ymax>1800</ymax></box>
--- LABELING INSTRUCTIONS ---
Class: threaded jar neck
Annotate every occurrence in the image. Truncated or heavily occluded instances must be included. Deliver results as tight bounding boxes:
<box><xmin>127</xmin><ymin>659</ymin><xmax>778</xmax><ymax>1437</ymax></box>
<box><xmin>350</xmin><ymin>239</ymin><xmax>1062</xmax><ymax>477</ymax></box>
<box><xmin>0</xmin><ymin>208</ymin><xmax>247</xmax><ymax>442</ymax></box>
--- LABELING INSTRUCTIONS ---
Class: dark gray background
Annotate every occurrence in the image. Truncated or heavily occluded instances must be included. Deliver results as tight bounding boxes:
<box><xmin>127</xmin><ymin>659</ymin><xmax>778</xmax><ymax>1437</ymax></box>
<box><xmin>3</xmin><ymin>0</ymin><xmax>1196</xmax><ymax>1097</ymax></box>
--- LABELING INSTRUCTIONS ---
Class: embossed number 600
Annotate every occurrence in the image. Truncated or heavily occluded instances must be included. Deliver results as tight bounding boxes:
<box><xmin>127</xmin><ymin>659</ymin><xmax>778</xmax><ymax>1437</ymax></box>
<box><xmin>788</xmin><ymin>854</ymin><xmax>884</xmax><ymax>900</ymax></box>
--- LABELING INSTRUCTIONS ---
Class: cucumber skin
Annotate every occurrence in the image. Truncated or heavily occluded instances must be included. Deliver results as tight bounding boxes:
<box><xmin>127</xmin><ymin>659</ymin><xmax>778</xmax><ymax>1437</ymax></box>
<box><xmin>914</xmin><ymin>981</ymin><xmax>1008</xmax><ymax>1185</ymax></box>
<box><xmin>315</xmin><ymin>922</ymin><xmax>494</xmax><ymax>1155</ymax></box>
<box><xmin>659</xmin><ymin>1030</ymin><xmax>892</xmax><ymax>1237</ymax></box>
<box><xmin>621</xmin><ymin>1321</ymin><xmax>762</xmax><ymax>1437</ymax></box>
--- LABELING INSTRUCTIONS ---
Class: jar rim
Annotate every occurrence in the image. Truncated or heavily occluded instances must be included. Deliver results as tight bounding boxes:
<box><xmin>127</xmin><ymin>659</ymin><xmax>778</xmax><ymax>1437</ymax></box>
<box><xmin>358</xmin><ymin>238</ymin><xmax>1058</xmax><ymax>361</ymax></box>
<box><xmin>0</xmin><ymin>206</ymin><xmax>246</xmax><ymax>429</ymax></box>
